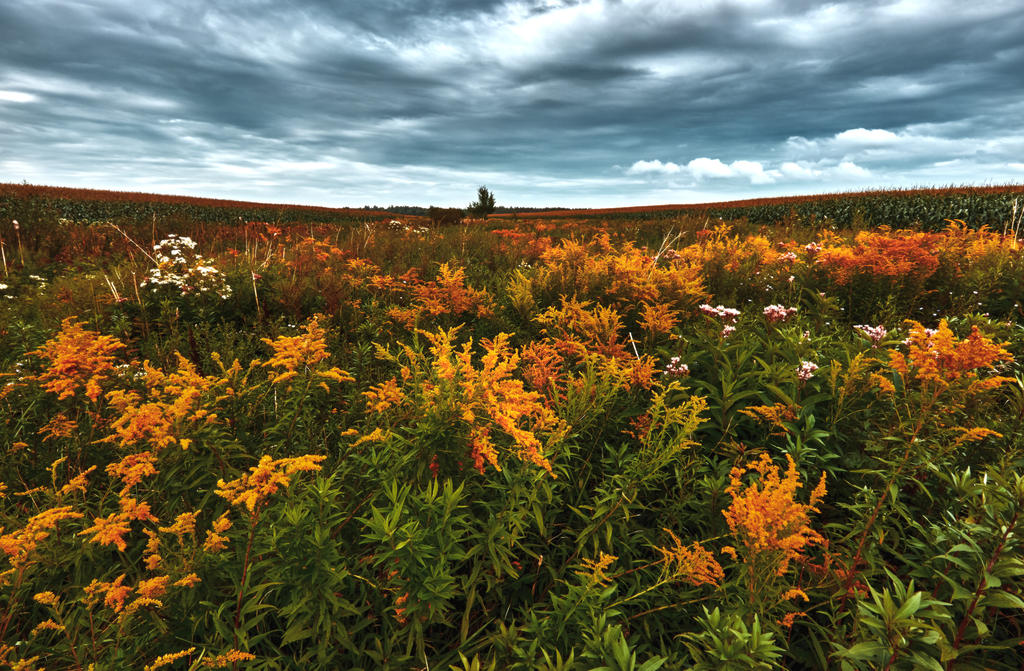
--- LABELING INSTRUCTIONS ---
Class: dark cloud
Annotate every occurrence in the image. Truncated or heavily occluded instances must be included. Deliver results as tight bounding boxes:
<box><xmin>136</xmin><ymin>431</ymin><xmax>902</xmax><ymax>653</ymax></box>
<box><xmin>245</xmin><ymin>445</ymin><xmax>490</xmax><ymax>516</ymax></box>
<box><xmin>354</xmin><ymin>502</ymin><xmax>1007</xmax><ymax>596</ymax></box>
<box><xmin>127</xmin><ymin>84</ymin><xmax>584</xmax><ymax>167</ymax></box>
<box><xmin>1</xmin><ymin>0</ymin><xmax>1022</xmax><ymax>207</ymax></box>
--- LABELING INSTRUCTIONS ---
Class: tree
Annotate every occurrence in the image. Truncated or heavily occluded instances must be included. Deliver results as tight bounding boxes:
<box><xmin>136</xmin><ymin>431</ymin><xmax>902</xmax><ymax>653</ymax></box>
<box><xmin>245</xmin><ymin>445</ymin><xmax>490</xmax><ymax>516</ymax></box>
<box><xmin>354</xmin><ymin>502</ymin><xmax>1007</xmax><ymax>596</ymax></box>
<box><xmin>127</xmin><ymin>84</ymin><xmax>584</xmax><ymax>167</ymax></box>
<box><xmin>468</xmin><ymin>186</ymin><xmax>496</xmax><ymax>219</ymax></box>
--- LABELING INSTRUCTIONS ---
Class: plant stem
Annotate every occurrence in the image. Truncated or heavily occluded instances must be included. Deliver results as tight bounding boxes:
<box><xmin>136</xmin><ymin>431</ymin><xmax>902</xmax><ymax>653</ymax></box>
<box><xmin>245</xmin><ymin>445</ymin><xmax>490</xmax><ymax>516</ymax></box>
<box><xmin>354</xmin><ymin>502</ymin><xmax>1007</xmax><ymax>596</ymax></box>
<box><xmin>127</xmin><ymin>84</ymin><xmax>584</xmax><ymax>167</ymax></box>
<box><xmin>945</xmin><ymin>509</ymin><xmax>1020</xmax><ymax>669</ymax></box>
<box><xmin>233</xmin><ymin>508</ymin><xmax>260</xmax><ymax>650</ymax></box>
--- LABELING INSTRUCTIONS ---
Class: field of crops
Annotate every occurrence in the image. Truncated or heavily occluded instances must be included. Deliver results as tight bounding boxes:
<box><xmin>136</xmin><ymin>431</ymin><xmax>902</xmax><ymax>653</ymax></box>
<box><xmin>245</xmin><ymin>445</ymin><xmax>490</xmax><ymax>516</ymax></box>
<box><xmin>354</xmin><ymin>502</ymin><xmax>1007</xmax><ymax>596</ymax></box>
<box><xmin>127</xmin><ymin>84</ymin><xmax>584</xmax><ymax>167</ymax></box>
<box><xmin>2</xmin><ymin>184</ymin><xmax>1024</xmax><ymax>670</ymax></box>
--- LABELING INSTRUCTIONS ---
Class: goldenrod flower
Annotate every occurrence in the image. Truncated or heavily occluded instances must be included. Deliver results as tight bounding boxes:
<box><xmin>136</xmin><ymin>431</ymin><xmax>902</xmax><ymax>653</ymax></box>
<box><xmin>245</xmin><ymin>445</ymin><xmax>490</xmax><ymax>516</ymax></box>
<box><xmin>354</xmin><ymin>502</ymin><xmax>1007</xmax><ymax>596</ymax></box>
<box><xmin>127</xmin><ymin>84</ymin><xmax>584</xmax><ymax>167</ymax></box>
<box><xmin>577</xmin><ymin>552</ymin><xmax>617</xmax><ymax>586</ymax></box>
<box><xmin>262</xmin><ymin>317</ymin><xmax>331</xmax><ymax>372</ymax></box>
<box><xmin>29</xmin><ymin>317</ymin><xmax>125</xmax><ymax>402</ymax></box>
<box><xmin>136</xmin><ymin>575</ymin><xmax>170</xmax><ymax>599</ymax></box>
<box><xmin>201</xmin><ymin>649</ymin><xmax>256</xmax><ymax>667</ymax></box>
<box><xmin>174</xmin><ymin>573</ymin><xmax>201</xmax><ymax>588</ymax></box>
<box><xmin>364</xmin><ymin>377</ymin><xmax>403</xmax><ymax>413</ymax></box>
<box><xmin>85</xmin><ymin>574</ymin><xmax>132</xmax><ymax>613</ymax></box>
<box><xmin>158</xmin><ymin>511</ymin><xmax>198</xmax><ymax>543</ymax></box>
<box><xmin>0</xmin><ymin>506</ymin><xmax>84</xmax><ymax>569</ymax></box>
<box><xmin>32</xmin><ymin>591</ymin><xmax>59</xmax><ymax>607</ymax></box>
<box><xmin>58</xmin><ymin>465</ymin><xmax>97</xmax><ymax>497</ymax></box>
<box><xmin>79</xmin><ymin>512</ymin><xmax>132</xmax><ymax>552</ymax></box>
<box><xmin>723</xmin><ymin>453</ymin><xmax>826</xmax><ymax>576</ymax></box>
<box><xmin>30</xmin><ymin>619</ymin><xmax>64</xmax><ymax>636</ymax></box>
<box><xmin>889</xmin><ymin>319</ymin><xmax>1013</xmax><ymax>389</ymax></box>
<box><xmin>120</xmin><ymin>496</ymin><xmax>158</xmax><ymax>523</ymax></box>
<box><xmin>215</xmin><ymin>454</ymin><xmax>326</xmax><ymax>513</ymax></box>
<box><xmin>38</xmin><ymin>413</ymin><xmax>77</xmax><ymax>442</ymax></box>
<box><xmin>125</xmin><ymin>597</ymin><xmax>163</xmax><ymax>614</ymax></box>
<box><xmin>106</xmin><ymin>451</ymin><xmax>159</xmax><ymax>494</ymax></box>
<box><xmin>655</xmin><ymin>529</ymin><xmax>724</xmax><ymax>588</ymax></box>
<box><xmin>202</xmin><ymin>513</ymin><xmax>232</xmax><ymax>553</ymax></box>
<box><xmin>143</xmin><ymin>647</ymin><xmax>196</xmax><ymax>671</ymax></box>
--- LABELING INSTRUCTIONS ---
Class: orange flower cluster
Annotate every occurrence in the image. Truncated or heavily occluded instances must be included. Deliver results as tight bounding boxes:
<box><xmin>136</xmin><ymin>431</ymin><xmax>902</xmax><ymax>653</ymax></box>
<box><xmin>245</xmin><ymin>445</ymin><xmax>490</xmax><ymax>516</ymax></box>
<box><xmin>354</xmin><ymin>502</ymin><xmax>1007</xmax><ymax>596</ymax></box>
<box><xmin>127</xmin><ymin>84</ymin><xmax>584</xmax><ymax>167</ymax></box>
<box><xmin>888</xmin><ymin>319</ymin><xmax>1013</xmax><ymax>390</ymax></box>
<box><xmin>656</xmin><ymin>529</ymin><xmax>724</xmax><ymax>588</ymax></box>
<box><xmin>78</xmin><ymin>512</ymin><xmax>133</xmax><ymax>552</ymax></box>
<box><xmin>577</xmin><ymin>552</ymin><xmax>617</xmax><ymax>586</ymax></box>
<box><xmin>676</xmin><ymin>225</ymin><xmax>782</xmax><ymax>275</ymax></box>
<box><xmin>143</xmin><ymin>647</ymin><xmax>196</xmax><ymax>671</ymax></box>
<box><xmin>722</xmin><ymin>453</ymin><xmax>826</xmax><ymax>576</ymax></box>
<box><xmin>263</xmin><ymin>318</ymin><xmax>328</xmax><ymax>370</ymax></box>
<box><xmin>202</xmin><ymin>513</ymin><xmax>232</xmax><ymax>553</ymax></box>
<box><xmin>421</xmin><ymin>329</ymin><xmax>565</xmax><ymax>476</ymax></box>
<box><xmin>535</xmin><ymin>297</ymin><xmax>632</xmax><ymax>361</ymax></box>
<box><xmin>81</xmin><ymin>572</ymin><xmax>181</xmax><ymax>615</ymax></box>
<box><xmin>817</xmin><ymin>228</ymin><xmax>942</xmax><ymax>285</ymax></box>
<box><xmin>533</xmin><ymin>235</ymin><xmax>706</xmax><ymax>311</ymax></box>
<box><xmin>103</xmin><ymin>354</ymin><xmax>224</xmax><ymax>452</ymax></box>
<box><xmin>532</xmin><ymin>298</ymin><xmax>656</xmax><ymax>392</ymax></box>
<box><xmin>37</xmin><ymin>413</ymin><xmax>77</xmax><ymax>442</ymax></box>
<box><xmin>262</xmin><ymin>316</ymin><xmax>354</xmax><ymax>387</ymax></box>
<box><xmin>29</xmin><ymin>317</ymin><xmax>125</xmax><ymax>402</ymax></box>
<box><xmin>387</xmin><ymin>262</ymin><xmax>493</xmax><ymax>328</ymax></box>
<box><xmin>738</xmin><ymin>403</ymin><xmax>799</xmax><ymax>435</ymax></box>
<box><xmin>201</xmin><ymin>649</ymin><xmax>257</xmax><ymax>668</ymax></box>
<box><xmin>363</xmin><ymin>377</ymin><xmax>404</xmax><ymax>413</ymax></box>
<box><xmin>0</xmin><ymin>506</ymin><xmax>84</xmax><ymax>570</ymax></box>
<box><xmin>215</xmin><ymin>454</ymin><xmax>326</xmax><ymax>513</ymax></box>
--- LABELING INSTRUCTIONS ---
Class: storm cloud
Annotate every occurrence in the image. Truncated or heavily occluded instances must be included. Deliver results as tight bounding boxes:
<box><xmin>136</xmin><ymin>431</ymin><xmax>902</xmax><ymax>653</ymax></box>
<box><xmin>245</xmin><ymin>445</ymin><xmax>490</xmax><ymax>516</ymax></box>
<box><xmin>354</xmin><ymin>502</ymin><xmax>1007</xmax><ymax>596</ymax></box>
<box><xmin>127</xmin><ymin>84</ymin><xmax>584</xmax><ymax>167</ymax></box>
<box><xmin>1</xmin><ymin>0</ymin><xmax>1022</xmax><ymax>207</ymax></box>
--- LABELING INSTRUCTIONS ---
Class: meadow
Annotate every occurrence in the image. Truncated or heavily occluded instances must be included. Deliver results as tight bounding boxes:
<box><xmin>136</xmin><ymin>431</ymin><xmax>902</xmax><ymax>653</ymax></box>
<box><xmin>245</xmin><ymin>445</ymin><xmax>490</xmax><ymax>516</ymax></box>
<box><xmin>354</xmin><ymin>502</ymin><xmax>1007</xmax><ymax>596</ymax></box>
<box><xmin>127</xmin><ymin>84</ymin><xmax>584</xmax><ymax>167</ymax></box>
<box><xmin>1</xmin><ymin>183</ymin><xmax>1024</xmax><ymax>670</ymax></box>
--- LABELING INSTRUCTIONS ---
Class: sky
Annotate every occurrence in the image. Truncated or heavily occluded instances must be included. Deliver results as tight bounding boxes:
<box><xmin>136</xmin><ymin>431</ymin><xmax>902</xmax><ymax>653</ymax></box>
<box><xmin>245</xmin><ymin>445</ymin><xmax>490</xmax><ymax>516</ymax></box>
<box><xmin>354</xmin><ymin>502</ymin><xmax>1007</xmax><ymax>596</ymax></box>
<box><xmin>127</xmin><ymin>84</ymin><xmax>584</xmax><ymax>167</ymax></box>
<box><xmin>2</xmin><ymin>0</ymin><xmax>1023</xmax><ymax>209</ymax></box>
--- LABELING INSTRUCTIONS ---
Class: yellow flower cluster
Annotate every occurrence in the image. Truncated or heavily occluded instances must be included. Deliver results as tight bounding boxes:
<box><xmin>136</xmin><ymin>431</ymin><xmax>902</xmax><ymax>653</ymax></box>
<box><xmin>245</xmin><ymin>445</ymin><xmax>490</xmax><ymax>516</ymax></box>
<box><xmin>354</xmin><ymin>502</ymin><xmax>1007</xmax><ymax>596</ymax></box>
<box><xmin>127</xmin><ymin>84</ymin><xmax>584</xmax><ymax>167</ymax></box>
<box><xmin>29</xmin><ymin>317</ymin><xmax>126</xmax><ymax>402</ymax></box>
<box><xmin>419</xmin><ymin>328</ymin><xmax>566</xmax><ymax>476</ymax></box>
<box><xmin>262</xmin><ymin>316</ymin><xmax>353</xmax><ymax>387</ymax></box>
<box><xmin>201</xmin><ymin>649</ymin><xmax>257</xmax><ymax>667</ymax></box>
<box><xmin>655</xmin><ymin>528</ymin><xmax>724</xmax><ymax>588</ymax></box>
<box><xmin>533</xmin><ymin>234</ymin><xmax>706</xmax><ymax>310</ymax></box>
<box><xmin>388</xmin><ymin>262</ymin><xmax>494</xmax><ymax>328</ymax></box>
<box><xmin>143</xmin><ymin>647</ymin><xmax>196</xmax><ymax>671</ymax></box>
<box><xmin>103</xmin><ymin>354</ymin><xmax>223</xmax><ymax>451</ymax></box>
<box><xmin>0</xmin><ymin>506</ymin><xmax>84</xmax><ymax>570</ymax></box>
<box><xmin>722</xmin><ymin>453</ymin><xmax>826</xmax><ymax>576</ymax></box>
<box><xmin>888</xmin><ymin>319</ymin><xmax>1013</xmax><ymax>390</ymax></box>
<box><xmin>215</xmin><ymin>454</ymin><xmax>326</xmax><ymax>513</ymax></box>
<box><xmin>578</xmin><ymin>552</ymin><xmax>617</xmax><ymax>586</ymax></box>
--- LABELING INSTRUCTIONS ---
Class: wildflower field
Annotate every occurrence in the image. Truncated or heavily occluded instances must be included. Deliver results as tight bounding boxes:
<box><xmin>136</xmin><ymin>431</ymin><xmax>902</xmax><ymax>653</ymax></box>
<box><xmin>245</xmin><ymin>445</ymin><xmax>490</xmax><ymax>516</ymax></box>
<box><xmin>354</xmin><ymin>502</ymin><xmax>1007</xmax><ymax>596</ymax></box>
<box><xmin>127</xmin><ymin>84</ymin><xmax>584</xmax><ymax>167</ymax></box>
<box><xmin>1</xmin><ymin>185</ymin><xmax>1024</xmax><ymax>669</ymax></box>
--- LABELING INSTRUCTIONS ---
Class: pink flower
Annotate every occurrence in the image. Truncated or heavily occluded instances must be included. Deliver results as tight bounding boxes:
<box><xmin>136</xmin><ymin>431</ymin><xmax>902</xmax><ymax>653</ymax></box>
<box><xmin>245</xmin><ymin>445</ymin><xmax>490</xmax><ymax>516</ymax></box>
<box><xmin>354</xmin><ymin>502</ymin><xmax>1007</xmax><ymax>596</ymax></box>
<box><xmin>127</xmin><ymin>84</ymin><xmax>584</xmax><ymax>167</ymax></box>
<box><xmin>763</xmin><ymin>305</ymin><xmax>798</xmax><ymax>323</ymax></box>
<box><xmin>854</xmin><ymin>324</ymin><xmax>888</xmax><ymax>347</ymax></box>
<box><xmin>664</xmin><ymin>356</ymin><xmax>690</xmax><ymax>377</ymax></box>
<box><xmin>796</xmin><ymin>360</ymin><xmax>819</xmax><ymax>382</ymax></box>
<box><xmin>699</xmin><ymin>304</ymin><xmax>741</xmax><ymax>323</ymax></box>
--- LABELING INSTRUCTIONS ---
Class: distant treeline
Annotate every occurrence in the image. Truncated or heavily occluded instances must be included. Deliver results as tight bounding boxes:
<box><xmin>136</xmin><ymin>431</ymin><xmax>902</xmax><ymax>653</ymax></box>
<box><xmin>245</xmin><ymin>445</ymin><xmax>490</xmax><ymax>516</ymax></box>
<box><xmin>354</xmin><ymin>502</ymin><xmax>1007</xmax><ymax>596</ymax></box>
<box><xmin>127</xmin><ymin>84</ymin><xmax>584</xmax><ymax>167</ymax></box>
<box><xmin>371</xmin><ymin>205</ymin><xmax>568</xmax><ymax>216</ymax></box>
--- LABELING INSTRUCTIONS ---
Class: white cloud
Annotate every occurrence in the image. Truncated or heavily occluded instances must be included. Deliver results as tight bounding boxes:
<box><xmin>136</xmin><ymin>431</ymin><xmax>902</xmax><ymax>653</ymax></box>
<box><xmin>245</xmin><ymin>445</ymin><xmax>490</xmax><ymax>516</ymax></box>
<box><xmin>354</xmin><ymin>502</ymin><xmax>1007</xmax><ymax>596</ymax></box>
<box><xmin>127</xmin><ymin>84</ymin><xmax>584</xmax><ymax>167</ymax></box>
<box><xmin>834</xmin><ymin>128</ymin><xmax>900</xmax><ymax>145</ymax></box>
<box><xmin>626</xmin><ymin>155</ymin><xmax>871</xmax><ymax>187</ymax></box>
<box><xmin>628</xmin><ymin>157</ymin><xmax>779</xmax><ymax>184</ymax></box>
<box><xmin>0</xmin><ymin>90</ymin><xmax>38</xmax><ymax>103</ymax></box>
<box><xmin>627</xmin><ymin>159</ymin><xmax>682</xmax><ymax>175</ymax></box>
<box><xmin>784</xmin><ymin>126</ymin><xmax>1024</xmax><ymax>167</ymax></box>
<box><xmin>686</xmin><ymin>157</ymin><xmax>734</xmax><ymax>179</ymax></box>
<box><xmin>779</xmin><ymin>161</ymin><xmax>821</xmax><ymax>179</ymax></box>
<box><xmin>729</xmin><ymin>160</ymin><xmax>776</xmax><ymax>184</ymax></box>
<box><xmin>836</xmin><ymin>161</ymin><xmax>871</xmax><ymax>178</ymax></box>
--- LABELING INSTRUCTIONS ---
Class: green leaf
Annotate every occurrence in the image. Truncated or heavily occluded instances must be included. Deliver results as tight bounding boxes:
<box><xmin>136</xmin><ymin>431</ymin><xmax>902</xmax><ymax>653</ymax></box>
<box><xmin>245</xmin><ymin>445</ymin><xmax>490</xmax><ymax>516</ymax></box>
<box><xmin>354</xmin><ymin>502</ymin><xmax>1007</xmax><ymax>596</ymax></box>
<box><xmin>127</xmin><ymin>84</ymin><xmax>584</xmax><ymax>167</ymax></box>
<box><xmin>980</xmin><ymin>590</ymin><xmax>1024</xmax><ymax>610</ymax></box>
<box><xmin>893</xmin><ymin>591</ymin><xmax>923</xmax><ymax>621</ymax></box>
<box><xmin>837</xmin><ymin>641</ymin><xmax>887</xmax><ymax>660</ymax></box>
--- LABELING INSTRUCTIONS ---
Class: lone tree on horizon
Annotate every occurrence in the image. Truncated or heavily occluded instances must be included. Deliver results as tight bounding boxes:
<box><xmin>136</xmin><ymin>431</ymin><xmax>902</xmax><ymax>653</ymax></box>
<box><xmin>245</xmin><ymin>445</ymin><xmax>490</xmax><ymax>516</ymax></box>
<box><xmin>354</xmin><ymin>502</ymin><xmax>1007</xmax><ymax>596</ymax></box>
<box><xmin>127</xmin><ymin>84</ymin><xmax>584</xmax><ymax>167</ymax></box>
<box><xmin>468</xmin><ymin>186</ymin><xmax>496</xmax><ymax>218</ymax></box>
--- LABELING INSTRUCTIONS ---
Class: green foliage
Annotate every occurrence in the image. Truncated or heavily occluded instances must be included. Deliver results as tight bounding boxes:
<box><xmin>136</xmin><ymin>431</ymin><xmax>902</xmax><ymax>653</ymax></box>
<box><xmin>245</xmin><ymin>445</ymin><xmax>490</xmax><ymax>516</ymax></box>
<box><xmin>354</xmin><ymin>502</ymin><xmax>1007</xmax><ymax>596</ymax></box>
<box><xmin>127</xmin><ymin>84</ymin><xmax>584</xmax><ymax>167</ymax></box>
<box><xmin>3</xmin><ymin>190</ymin><xmax>1024</xmax><ymax>669</ymax></box>
<box><xmin>680</xmin><ymin>607</ymin><xmax>784</xmax><ymax>670</ymax></box>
